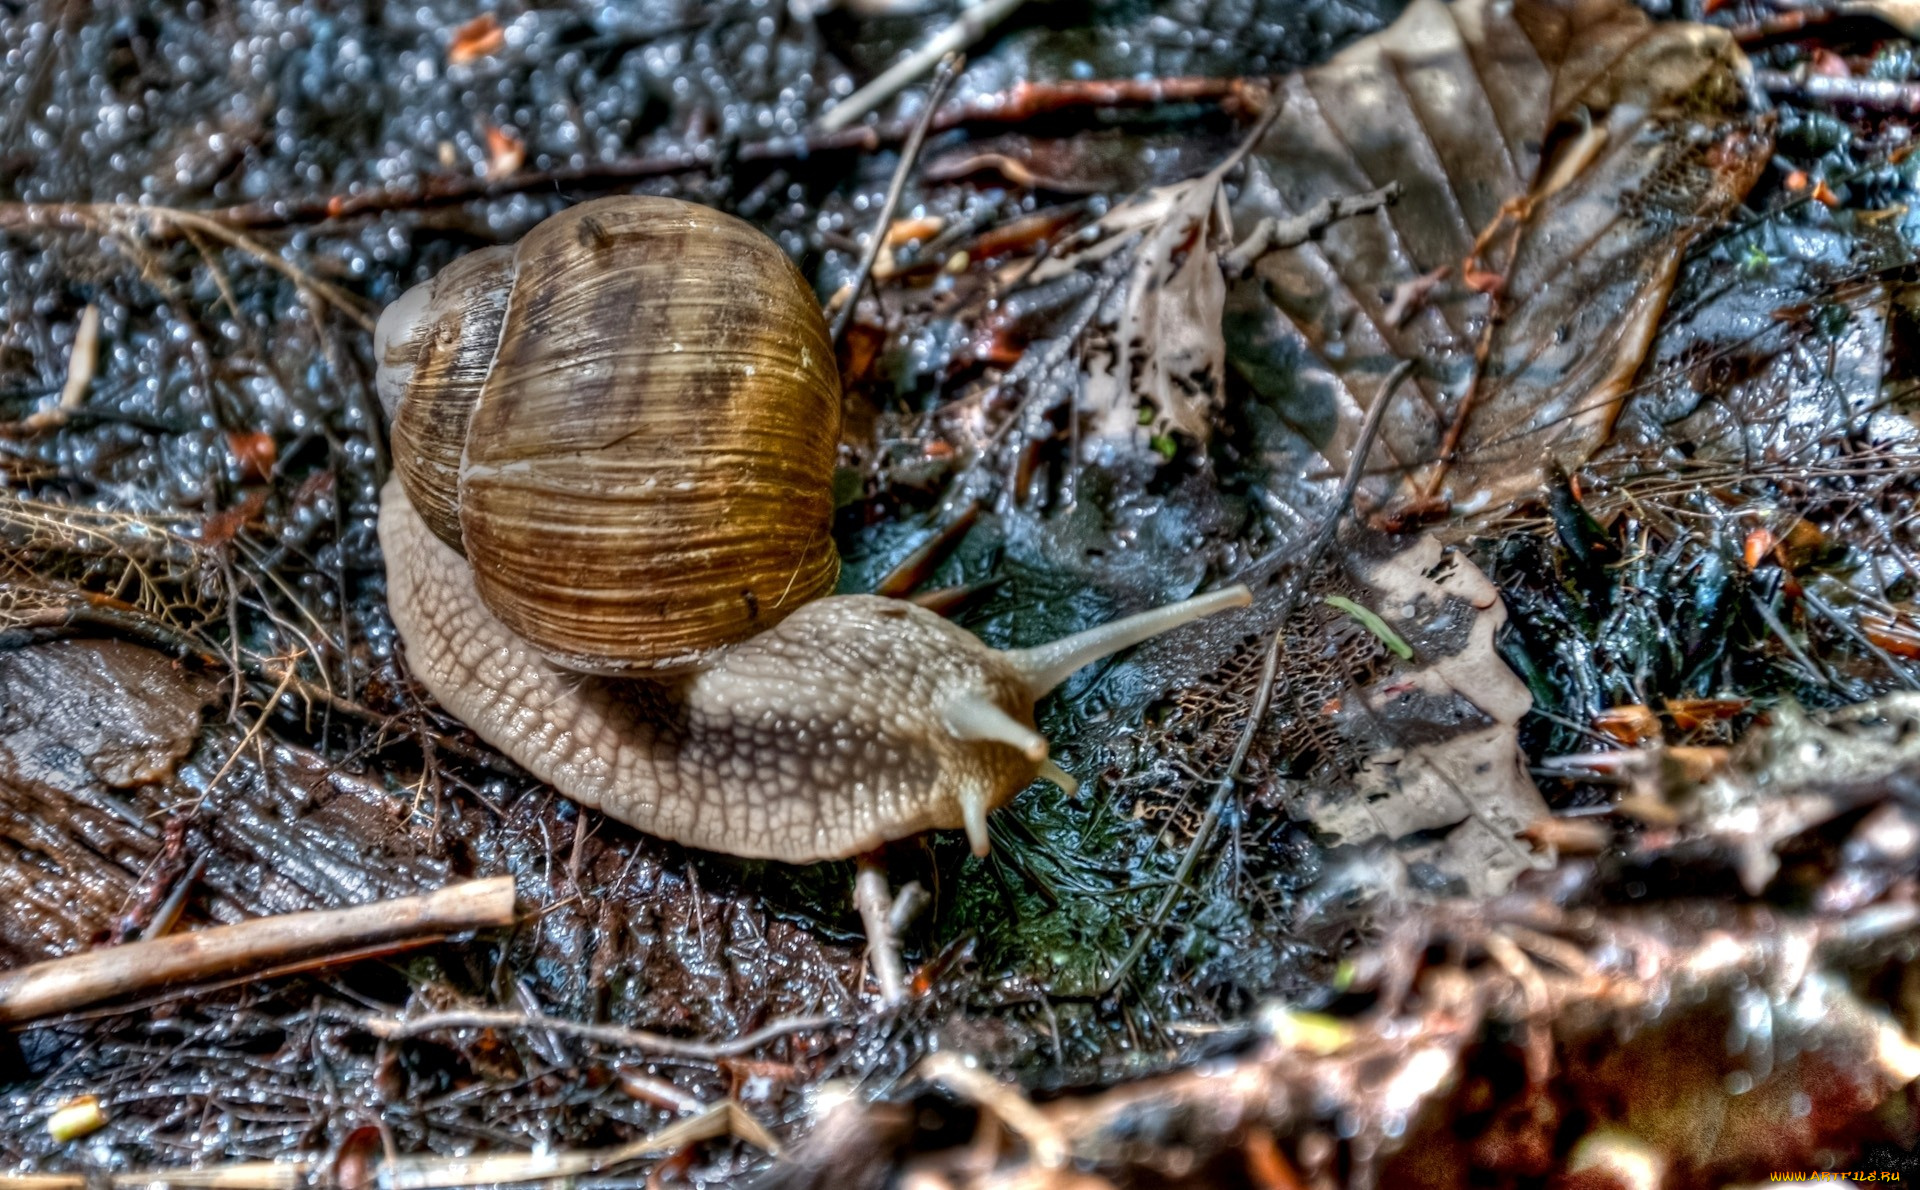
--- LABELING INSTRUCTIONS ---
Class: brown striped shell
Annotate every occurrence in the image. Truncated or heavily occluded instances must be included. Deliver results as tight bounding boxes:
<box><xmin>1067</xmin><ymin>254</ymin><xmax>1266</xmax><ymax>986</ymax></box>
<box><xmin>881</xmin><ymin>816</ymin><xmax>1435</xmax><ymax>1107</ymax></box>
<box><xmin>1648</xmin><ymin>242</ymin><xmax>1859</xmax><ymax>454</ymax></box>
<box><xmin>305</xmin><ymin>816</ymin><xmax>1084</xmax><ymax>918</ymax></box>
<box><xmin>374</xmin><ymin>196</ymin><xmax>842</xmax><ymax>675</ymax></box>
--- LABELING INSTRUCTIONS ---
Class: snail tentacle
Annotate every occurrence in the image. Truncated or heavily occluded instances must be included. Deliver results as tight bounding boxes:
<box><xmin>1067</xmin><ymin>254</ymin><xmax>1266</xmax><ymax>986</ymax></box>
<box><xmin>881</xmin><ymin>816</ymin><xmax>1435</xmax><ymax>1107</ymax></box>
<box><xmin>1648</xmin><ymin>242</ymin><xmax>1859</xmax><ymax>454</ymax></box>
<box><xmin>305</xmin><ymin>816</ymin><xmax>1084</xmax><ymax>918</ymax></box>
<box><xmin>998</xmin><ymin>584</ymin><xmax>1254</xmax><ymax>698</ymax></box>
<box><xmin>1037</xmin><ymin>757</ymin><xmax>1080</xmax><ymax>798</ymax></box>
<box><xmin>943</xmin><ymin>695</ymin><xmax>1048</xmax><ymax>761</ymax></box>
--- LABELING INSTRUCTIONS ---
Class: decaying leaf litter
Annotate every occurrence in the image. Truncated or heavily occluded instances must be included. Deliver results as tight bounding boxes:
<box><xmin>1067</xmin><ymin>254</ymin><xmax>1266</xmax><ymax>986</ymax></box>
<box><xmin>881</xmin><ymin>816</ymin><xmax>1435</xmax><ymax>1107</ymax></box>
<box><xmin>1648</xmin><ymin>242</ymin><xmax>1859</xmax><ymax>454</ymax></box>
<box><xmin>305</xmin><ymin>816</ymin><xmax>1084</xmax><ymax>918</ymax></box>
<box><xmin>0</xmin><ymin>0</ymin><xmax>1919</xmax><ymax>1181</ymax></box>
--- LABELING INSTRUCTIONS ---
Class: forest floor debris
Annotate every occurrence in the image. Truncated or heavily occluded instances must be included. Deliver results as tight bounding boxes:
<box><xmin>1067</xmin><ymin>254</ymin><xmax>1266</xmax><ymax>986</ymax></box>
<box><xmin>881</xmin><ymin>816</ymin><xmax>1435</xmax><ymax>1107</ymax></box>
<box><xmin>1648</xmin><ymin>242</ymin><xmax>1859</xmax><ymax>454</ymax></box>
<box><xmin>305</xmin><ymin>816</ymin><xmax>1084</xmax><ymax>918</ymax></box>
<box><xmin>0</xmin><ymin>0</ymin><xmax>1917</xmax><ymax>1181</ymax></box>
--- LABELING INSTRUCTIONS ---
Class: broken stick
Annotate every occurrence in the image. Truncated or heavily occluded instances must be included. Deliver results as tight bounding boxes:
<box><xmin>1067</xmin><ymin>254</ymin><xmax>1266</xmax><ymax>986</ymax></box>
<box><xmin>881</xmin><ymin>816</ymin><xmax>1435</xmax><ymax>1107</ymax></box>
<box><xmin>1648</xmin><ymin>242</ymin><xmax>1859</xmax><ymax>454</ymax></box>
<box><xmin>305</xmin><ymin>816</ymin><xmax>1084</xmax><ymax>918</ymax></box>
<box><xmin>0</xmin><ymin>876</ymin><xmax>517</xmax><ymax>1025</ymax></box>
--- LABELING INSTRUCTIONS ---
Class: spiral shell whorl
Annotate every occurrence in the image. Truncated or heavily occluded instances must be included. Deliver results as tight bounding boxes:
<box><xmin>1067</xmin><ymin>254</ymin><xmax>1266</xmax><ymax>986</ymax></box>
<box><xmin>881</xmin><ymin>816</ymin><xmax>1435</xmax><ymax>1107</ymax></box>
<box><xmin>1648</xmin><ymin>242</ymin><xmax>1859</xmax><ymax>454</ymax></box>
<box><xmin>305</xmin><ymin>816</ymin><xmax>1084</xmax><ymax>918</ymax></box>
<box><xmin>376</xmin><ymin>196</ymin><xmax>843</xmax><ymax>674</ymax></box>
<box><xmin>375</xmin><ymin>245</ymin><xmax>514</xmax><ymax>551</ymax></box>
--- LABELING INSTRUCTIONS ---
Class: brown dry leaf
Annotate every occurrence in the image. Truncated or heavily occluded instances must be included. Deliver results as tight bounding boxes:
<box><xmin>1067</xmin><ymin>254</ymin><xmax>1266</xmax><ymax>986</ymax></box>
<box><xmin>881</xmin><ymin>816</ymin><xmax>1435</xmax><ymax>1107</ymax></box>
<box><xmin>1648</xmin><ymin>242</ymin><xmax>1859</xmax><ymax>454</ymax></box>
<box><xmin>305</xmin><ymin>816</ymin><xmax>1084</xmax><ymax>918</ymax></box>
<box><xmin>1556</xmin><ymin>972</ymin><xmax>1920</xmax><ymax>1176</ymax></box>
<box><xmin>1030</xmin><ymin>144</ymin><xmax>1246</xmax><ymax>446</ymax></box>
<box><xmin>0</xmin><ymin>637</ymin><xmax>213</xmax><ymax>792</ymax></box>
<box><xmin>484</xmin><ymin>124</ymin><xmax>525</xmax><ymax>178</ymax></box>
<box><xmin>447</xmin><ymin>13</ymin><xmax>506</xmax><ymax>65</ymax></box>
<box><xmin>1841</xmin><ymin>0</ymin><xmax>1920</xmax><ymax>35</ymax></box>
<box><xmin>1302</xmin><ymin>535</ymin><xmax>1549</xmax><ymax>895</ymax></box>
<box><xmin>1227</xmin><ymin>0</ymin><xmax>1771</xmax><ymax>515</ymax></box>
<box><xmin>0</xmin><ymin>636</ymin><xmax>461</xmax><ymax>963</ymax></box>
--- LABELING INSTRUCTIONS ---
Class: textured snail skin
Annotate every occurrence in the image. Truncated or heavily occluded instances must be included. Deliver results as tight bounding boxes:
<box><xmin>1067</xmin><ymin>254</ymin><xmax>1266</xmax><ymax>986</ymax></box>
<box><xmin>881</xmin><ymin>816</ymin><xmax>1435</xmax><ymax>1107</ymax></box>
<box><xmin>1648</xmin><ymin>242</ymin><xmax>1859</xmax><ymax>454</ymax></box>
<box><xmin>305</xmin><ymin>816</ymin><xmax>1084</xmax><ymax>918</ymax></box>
<box><xmin>381</xmin><ymin>478</ymin><xmax>1046</xmax><ymax>862</ymax></box>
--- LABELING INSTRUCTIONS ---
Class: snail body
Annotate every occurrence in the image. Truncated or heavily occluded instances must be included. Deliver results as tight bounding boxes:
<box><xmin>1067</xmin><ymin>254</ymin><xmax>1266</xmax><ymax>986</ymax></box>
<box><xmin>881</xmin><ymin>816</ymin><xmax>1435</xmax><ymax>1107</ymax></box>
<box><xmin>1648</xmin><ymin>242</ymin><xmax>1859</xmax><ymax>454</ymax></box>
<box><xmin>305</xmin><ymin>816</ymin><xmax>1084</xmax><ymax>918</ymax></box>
<box><xmin>377</xmin><ymin>196</ymin><xmax>1248</xmax><ymax>863</ymax></box>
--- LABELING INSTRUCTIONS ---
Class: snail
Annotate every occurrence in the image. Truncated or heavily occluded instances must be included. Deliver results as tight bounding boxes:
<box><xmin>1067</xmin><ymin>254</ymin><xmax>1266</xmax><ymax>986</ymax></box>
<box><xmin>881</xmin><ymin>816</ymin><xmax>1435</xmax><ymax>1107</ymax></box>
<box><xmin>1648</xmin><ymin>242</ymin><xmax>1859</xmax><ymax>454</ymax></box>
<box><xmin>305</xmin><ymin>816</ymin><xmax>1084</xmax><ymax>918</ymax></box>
<box><xmin>373</xmin><ymin>195</ymin><xmax>1250</xmax><ymax>869</ymax></box>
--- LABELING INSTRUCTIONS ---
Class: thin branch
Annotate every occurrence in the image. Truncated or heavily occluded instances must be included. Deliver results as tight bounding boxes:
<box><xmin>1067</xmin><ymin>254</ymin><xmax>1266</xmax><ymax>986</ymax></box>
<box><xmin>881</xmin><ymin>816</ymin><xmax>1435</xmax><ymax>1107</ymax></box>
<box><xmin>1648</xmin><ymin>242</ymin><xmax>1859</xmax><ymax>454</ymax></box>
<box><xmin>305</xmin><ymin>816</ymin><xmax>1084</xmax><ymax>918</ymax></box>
<box><xmin>1222</xmin><ymin>183</ymin><xmax>1402</xmax><ymax>276</ymax></box>
<box><xmin>351</xmin><ymin>1006</ymin><xmax>841</xmax><ymax>1060</ymax></box>
<box><xmin>831</xmin><ymin>54</ymin><xmax>963</xmax><ymax>347</ymax></box>
<box><xmin>381</xmin><ymin>1102</ymin><xmax>779</xmax><ymax>1188</ymax></box>
<box><xmin>9</xmin><ymin>79</ymin><xmax>1255</xmax><ymax>232</ymax></box>
<box><xmin>0</xmin><ymin>303</ymin><xmax>99</xmax><ymax>437</ymax></box>
<box><xmin>0</xmin><ymin>878</ymin><xmax>517</xmax><ymax>1025</ymax></box>
<box><xmin>816</xmin><ymin>0</ymin><xmax>1021</xmax><ymax>133</ymax></box>
<box><xmin>0</xmin><ymin>203</ymin><xmax>372</xmax><ymax>329</ymax></box>
<box><xmin>1755</xmin><ymin>68</ymin><xmax>1920</xmax><ymax>113</ymax></box>
<box><xmin>0</xmin><ymin>1100</ymin><xmax>778</xmax><ymax>1189</ymax></box>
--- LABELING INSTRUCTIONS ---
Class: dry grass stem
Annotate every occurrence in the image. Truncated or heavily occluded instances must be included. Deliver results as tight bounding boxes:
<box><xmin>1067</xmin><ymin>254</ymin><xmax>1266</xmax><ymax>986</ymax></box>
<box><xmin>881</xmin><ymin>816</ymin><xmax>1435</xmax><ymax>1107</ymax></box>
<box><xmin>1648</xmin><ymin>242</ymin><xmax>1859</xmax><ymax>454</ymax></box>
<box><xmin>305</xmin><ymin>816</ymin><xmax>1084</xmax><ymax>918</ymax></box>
<box><xmin>0</xmin><ymin>201</ymin><xmax>373</xmax><ymax>329</ymax></box>
<box><xmin>3</xmin><ymin>303</ymin><xmax>104</xmax><ymax>435</ymax></box>
<box><xmin>815</xmin><ymin>0</ymin><xmax>1023</xmax><ymax>132</ymax></box>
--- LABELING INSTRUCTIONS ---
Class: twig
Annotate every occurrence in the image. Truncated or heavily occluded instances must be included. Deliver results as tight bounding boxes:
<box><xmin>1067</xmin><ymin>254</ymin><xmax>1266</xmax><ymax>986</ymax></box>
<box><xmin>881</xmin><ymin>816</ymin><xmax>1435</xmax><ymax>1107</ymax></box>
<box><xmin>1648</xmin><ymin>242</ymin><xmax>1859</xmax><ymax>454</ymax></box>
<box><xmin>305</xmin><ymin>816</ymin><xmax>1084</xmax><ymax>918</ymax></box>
<box><xmin>140</xmin><ymin>851</ymin><xmax>206</xmax><ymax>943</ymax></box>
<box><xmin>817</xmin><ymin>0</ymin><xmax>1020</xmax><ymax>133</ymax></box>
<box><xmin>0</xmin><ymin>79</ymin><xmax>1256</xmax><ymax>234</ymax></box>
<box><xmin>1751</xmin><ymin>589</ymin><xmax>1834</xmax><ymax>688</ymax></box>
<box><xmin>830</xmin><ymin>54</ymin><xmax>962</xmax><ymax>347</ymax></box>
<box><xmin>1800</xmin><ymin>587</ymin><xmax>1920</xmax><ymax>690</ymax></box>
<box><xmin>1755</xmin><ymin>68</ymin><xmax>1920</xmax><ymax>113</ymax></box>
<box><xmin>351</xmin><ymin>1006</ymin><xmax>840</xmax><ymax>1060</ymax></box>
<box><xmin>0</xmin><ymin>586</ymin><xmax>521</xmax><ymax>776</ymax></box>
<box><xmin>1222</xmin><ymin>183</ymin><xmax>1402</xmax><ymax>277</ymax></box>
<box><xmin>0</xmin><ymin>1162</ymin><xmax>309</xmax><ymax>1189</ymax></box>
<box><xmin>56</xmin><ymin>303</ymin><xmax>101</xmax><ymax>412</ymax></box>
<box><xmin>1096</xmin><ymin>623</ymin><xmax>1282</xmax><ymax>997</ymax></box>
<box><xmin>380</xmin><ymin>1102</ymin><xmax>778</xmax><ymax>1188</ymax></box>
<box><xmin>617</xmin><ymin>1066</ymin><xmax>710</xmax><ymax>1114</ymax></box>
<box><xmin>0</xmin><ymin>877</ymin><xmax>516</xmax><ymax>1025</ymax></box>
<box><xmin>253</xmin><ymin>660</ymin><xmax>523</xmax><ymax>776</ymax></box>
<box><xmin>1095</xmin><ymin>361</ymin><xmax>1414</xmax><ymax>997</ymax></box>
<box><xmin>170</xmin><ymin>661</ymin><xmax>299</xmax><ymax>814</ymax></box>
<box><xmin>873</xmin><ymin>500</ymin><xmax>981</xmax><ymax>596</ymax></box>
<box><xmin>918</xmin><ymin>1052</ymin><xmax>1069</xmax><ymax>1167</ymax></box>
<box><xmin>0</xmin><ymin>304</ymin><xmax>98</xmax><ymax>436</ymax></box>
<box><xmin>0</xmin><ymin>203</ymin><xmax>371</xmax><ymax>329</ymax></box>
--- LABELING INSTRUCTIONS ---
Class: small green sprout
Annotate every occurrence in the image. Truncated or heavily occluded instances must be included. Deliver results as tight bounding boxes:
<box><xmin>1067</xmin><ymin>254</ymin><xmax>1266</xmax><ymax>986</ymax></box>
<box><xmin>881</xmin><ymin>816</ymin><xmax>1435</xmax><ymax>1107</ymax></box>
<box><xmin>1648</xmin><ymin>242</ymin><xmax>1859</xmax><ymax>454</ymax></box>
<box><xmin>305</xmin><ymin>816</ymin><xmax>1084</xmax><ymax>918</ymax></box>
<box><xmin>1324</xmin><ymin>594</ymin><xmax>1413</xmax><ymax>659</ymax></box>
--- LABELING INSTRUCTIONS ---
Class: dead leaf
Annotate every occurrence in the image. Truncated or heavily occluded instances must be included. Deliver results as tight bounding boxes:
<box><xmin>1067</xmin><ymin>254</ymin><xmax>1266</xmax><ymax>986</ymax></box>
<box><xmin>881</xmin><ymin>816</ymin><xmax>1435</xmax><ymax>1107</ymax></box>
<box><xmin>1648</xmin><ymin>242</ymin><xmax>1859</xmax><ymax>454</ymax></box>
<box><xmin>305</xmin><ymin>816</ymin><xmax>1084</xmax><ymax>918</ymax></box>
<box><xmin>447</xmin><ymin>13</ymin><xmax>506</xmax><ymax>65</ymax></box>
<box><xmin>198</xmin><ymin>488</ymin><xmax>269</xmax><ymax>546</ymax></box>
<box><xmin>1594</xmin><ymin>704</ymin><xmax>1660</xmax><ymax>745</ymax></box>
<box><xmin>1559</xmin><ymin>973</ymin><xmax>1920</xmax><ymax>1176</ymax></box>
<box><xmin>484</xmin><ymin>124</ymin><xmax>525</xmax><ymax>178</ymax></box>
<box><xmin>1226</xmin><ymin>0</ymin><xmax>1771</xmax><ymax>515</ymax></box>
<box><xmin>1029</xmin><ymin>138</ymin><xmax>1247</xmax><ymax>448</ymax></box>
<box><xmin>924</xmin><ymin>131</ymin><xmax>1235</xmax><ymax>197</ymax></box>
<box><xmin>1300</xmin><ymin>535</ymin><xmax>1550</xmax><ymax>896</ymax></box>
<box><xmin>226</xmin><ymin>430</ymin><xmax>277</xmax><ymax>483</ymax></box>
<box><xmin>1841</xmin><ymin>0</ymin><xmax>1920</xmax><ymax>35</ymax></box>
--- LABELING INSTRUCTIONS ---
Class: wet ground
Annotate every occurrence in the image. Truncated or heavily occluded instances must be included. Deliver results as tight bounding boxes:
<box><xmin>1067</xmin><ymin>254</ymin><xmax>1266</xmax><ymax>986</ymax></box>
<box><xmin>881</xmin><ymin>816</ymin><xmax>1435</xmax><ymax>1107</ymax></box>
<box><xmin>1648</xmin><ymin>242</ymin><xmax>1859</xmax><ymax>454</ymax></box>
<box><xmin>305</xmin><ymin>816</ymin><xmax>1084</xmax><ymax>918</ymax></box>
<box><xmin>0</xmin><ymin>0</ymin><xmax>1918</xmax><ymax>1180</ymax></box>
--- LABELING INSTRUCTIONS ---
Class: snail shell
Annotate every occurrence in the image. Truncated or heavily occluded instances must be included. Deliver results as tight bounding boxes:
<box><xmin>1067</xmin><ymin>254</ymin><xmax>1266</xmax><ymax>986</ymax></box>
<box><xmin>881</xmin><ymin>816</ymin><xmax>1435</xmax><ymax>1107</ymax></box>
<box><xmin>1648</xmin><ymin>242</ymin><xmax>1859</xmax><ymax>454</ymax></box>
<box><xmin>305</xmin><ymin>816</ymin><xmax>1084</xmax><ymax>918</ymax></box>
<box><xmin>375</xmin><ymin>196</ymin><xmax>841</xmax><ymax>675</ymax></box>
